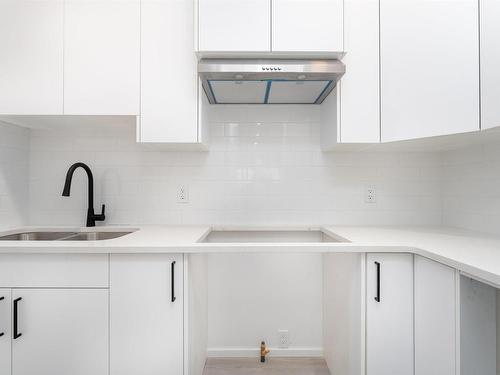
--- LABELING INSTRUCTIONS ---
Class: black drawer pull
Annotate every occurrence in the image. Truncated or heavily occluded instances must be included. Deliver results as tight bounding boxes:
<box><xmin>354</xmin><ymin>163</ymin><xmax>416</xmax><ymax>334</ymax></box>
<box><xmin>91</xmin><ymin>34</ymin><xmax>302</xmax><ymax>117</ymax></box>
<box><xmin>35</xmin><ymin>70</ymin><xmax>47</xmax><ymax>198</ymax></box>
<box><xmin>171</xmin><ymin>261</ymin><xmax>176</xmax><ymax>302</ymax></box>
<box><xmin>0</xmin><ymin>296</ymin><xmax>4</xmax><ymax>337</ymax></box>
<box><xmin>13</xmin><ymin>297</ymin><xmax>22</xmax><ymax>339</ymax></box>
<box><xmin>374</xmin><ymin>261</ymin><xmax>381</xmax><ymax>302</ymax></box>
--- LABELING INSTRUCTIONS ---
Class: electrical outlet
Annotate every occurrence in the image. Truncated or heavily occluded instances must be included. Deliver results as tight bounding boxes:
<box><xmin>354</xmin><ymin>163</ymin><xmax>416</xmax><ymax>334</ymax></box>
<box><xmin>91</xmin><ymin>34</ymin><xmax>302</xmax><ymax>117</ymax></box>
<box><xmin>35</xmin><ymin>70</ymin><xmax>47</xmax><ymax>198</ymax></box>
<box><xmin>365</xmin><ymin>186</ymin><xmax>377</xmax><ymax>204</ymax></box>
<box><xmin>177</xmin><ymin>185</ymin><xmax>189</xmax><ymax>203</ymax></box>
<box><xmin>278</xmin><ymin>330</ymin><xmax>290</xmax><ymax>348</ymax></box>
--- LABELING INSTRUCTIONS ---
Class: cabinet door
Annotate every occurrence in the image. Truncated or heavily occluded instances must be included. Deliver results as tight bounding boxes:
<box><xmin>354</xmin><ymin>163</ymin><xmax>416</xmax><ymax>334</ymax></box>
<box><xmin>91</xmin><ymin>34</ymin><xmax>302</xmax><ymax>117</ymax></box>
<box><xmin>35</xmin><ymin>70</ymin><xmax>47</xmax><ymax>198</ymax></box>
<box><xmin>366</xmin><ymin>253</ymin><xmax>413</xmax><ymax>375</ymax></box>
<box><xmin>460</xmin><ymin>276</ymin><xmax>497</xmax><ymax>375</ymax></box>
<box><xmin>380</xmin><ymin>0</ymin><xmax>479</xmax><ymax>141</ymax></box>
<box><xmin>414</xmin><ymin>256</ymin><xmax>456</xmax><ymax>375</ymax></box>
<box><xmin>272</xmin><ymin>0</ymin><xmax>342</xmax><ymax>52</ymax></box>
<box><xmin>64</xmin><ymin>0</ymin><xmax>140</xmax><ymax>115</ymax></box>
<box><xmin>199</xmin><ymin>0</ymin><xmax>270</xmax><ymax>52</ymax></box>
<box><xmin>0</xmin><ymin>289</ymin><xmax>11</xmax><ymax>375</ymax></box>
<box><xmin>339</xmin><ymin>0</ymin><xmax>379</xmax><ymax>142</ymax></box>
<box><xmin>140</xmin><ymin>0</ymin><xmax>199</xmax><ymax>142</ymax></box>
<box><xmin>480</xmin><ymin>0</ymin><xmax>500</xmax><ymax>130</ymax></box>
<box><xmin>12</xmin><ymin>289</ymin><xmax>108</xmax><ymax>375</ymax></box>
<box><xmin>0</xmin><ymin>0</ymin><xmax>63</xmax><ymax>115</ymax></box>
<box><xmin>110</xmin><ymin>254</ymin><xmax>184</xmax><ymax>375</ymax></box>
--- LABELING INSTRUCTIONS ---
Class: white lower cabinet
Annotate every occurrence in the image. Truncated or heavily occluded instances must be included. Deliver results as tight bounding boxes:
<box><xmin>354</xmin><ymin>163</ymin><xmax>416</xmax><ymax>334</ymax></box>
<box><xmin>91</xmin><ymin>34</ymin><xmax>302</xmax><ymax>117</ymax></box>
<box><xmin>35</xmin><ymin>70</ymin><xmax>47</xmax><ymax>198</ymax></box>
<box><xmin>0</xmin><ymin>289</ymin><xmax>11</xmax><ymax>375</ymax></box>
<box><xmin>414</xmin><ymin>256</ymin><xmax>456</xmax><ymax>375</ymax></box>
<box><xmin>366</xmin><ymin>253</ymin><xmax>414</xmax><ymax>375</ymax></box>
<box><xmin>460</xmin><ymin>275</ymin><xmax>497</xmax><ymax>375</ymax></box>
<box><xmin>11</xmin><ymin>289</ymin><xmax>108</xmax><ymax>375</ymax></box>
<box><xmin>110</xmin><ymin>254</ymin><xmax>184</xmax><ymax>375</ymax></box>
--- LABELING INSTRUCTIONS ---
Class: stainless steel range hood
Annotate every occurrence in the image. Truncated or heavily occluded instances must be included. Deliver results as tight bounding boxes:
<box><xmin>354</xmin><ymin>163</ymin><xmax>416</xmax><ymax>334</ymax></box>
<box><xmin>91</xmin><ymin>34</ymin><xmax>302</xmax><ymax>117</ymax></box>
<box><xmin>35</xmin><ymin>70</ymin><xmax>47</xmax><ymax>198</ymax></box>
<box><xmin>198</xmin><ymin>59</ymin><xmax>345</xmax><ymax>105</ymax></box>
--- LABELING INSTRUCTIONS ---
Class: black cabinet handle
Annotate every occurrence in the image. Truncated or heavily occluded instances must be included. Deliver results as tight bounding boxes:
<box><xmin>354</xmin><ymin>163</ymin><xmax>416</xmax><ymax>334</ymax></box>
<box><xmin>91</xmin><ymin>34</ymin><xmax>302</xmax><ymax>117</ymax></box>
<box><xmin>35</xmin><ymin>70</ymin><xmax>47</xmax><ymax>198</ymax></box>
<box><xmin>0</xmin><ymin>296</ymin><xmax>4</xmax><ymax>337</ymax></box>
<box><xmin>171</xmin><ymin>261</ymin><xmax>176</xmax><ymax>302</ymax></box>
<box><xmin>374</xmin><ymin>261</ymin><xmax>381</xmax><ymax>302</ymax></box>
<box><xmin>13</xmin><ymin>297</ymin><xmax>22</xmax><ymax>339</ymax></box>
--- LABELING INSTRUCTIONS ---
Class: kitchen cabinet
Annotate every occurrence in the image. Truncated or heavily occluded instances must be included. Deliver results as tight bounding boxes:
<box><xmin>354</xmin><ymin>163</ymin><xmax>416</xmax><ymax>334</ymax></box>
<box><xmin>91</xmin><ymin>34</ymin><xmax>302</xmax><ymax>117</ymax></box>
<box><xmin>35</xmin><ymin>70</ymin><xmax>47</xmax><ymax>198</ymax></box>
<box><xmin>11</xmin><ymin>289</ymin><xmax>108</xmax><ymax>375</ymax></box>
<box><xmin>460</xmin><ymin>275</ymin><xmax>497</xmax><ymax>375</ymax></box>
<box><xmin>338</xmin><ymin>0</ymin><xmax>379</xmax><ymax>143</ymax></box>
<box><xmin>366</xmin><ymin>253</ymin><xmax>413</xmax><ymax>375</ymax></box>
<box><xmin>140</xmin><ymin>0</ymin><xmax>207</xmax><ymax>144</ymax></box>
<box><xmin>380</xmin><ymin>0</ymin><xmax>480</xmax><ymax>141</ymax></box>
<box><xmin>0</xmin><ymin>254</ymin><xmax>109</xmax><ymax>375</ymax></box>
<box><xmin>63</xmin><ymin>0</ymin><xmax>140</xmax><ymax>115</ymax></box>
<box><xmin>198</xmin><ymin>0</ymin><xmax>270</xmax><ymax>52</ymax></box>
<box><xmin>110</xmin><ymin>254</ymin><xmax>184</xmax><ymax>375</ymax></box>
<box><xmin>198</xmin><ymin>0</ymin><xmax>342</xmax><ymax>54</ymax></box>
<box><xmin>0</xmin><ymin>0</ymin><xmax>64</xmax><ymax>115</ymax></box>
<box><xmin>272</xmin><ymin>0</ymin><xmax>342</xmax><ymax>53</ymax></box>
<box><xmin>0</xmin><ymin>289</ymin><xmax>11</xmax><ymax>375</ymax></box>
<box><xmin>414</xmin><ymin>256</ymin><xmax>456</xmax><ymax>375</ymax></box>
<box><xmin>480</xmin><ymin>0</ymin><xmax>500</xmax><ymax>130</ymax></box>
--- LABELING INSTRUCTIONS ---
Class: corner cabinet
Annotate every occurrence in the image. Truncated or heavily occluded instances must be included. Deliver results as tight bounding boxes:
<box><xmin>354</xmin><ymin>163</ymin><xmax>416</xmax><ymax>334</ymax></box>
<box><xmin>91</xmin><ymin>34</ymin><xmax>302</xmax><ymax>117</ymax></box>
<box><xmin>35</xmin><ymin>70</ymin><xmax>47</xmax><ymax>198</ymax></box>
<box><xmin>139</xmin><ymin>0</ymin><xmax>207</xmax><ymax>144</ymax></box>
<box><xmin>110</xmin><ymin>254</ymin><xmax>184</xmax><ymax>375</ymax></box>
<box><xmin>380</xmin><ymin>0</ymin><xmax>480</xmax><ymax>141</ymax></box>
<box><xmin>414</xmin><ymin>255</ymin><xmax>456</xmax><ymax>375</ymax></box>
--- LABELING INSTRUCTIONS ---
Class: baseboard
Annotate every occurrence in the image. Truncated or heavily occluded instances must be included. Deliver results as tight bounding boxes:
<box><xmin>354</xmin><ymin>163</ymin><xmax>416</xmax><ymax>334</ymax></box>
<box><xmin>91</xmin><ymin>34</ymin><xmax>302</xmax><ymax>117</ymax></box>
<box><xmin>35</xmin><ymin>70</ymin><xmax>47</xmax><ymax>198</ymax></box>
<box><xmin>207</xmin><ymin>347</ymin><xmax>323</xmax><ymax>358</ymax></box>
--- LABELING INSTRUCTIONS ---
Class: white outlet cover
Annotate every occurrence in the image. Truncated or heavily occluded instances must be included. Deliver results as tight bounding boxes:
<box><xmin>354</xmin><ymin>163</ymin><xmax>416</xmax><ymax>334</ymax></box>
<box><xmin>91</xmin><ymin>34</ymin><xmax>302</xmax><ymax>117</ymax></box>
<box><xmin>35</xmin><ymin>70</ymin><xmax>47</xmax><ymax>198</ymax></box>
<box><xmin>365</xmin><ymin>185</ymin><xmax>377</xmax><ymax>204</ymax></box>
<box><xmin>177</xmin><ymin>185</ymin><xmax>189</xmax><ymax>203</ymax></box>
<box><xmin>278</xmin><ymin>330</ymin><xmax>290</xmax><ymax>348</ymax></box>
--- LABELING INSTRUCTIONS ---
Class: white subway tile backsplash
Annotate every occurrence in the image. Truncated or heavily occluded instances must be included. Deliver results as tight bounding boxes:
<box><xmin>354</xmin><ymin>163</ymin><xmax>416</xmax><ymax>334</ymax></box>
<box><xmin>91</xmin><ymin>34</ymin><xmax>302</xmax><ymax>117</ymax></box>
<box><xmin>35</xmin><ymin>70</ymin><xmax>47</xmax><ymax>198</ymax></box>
<box><xmin>25</xmin><ymin>110</ymin><xmax>442</xmax><ymax>227</ymax></box>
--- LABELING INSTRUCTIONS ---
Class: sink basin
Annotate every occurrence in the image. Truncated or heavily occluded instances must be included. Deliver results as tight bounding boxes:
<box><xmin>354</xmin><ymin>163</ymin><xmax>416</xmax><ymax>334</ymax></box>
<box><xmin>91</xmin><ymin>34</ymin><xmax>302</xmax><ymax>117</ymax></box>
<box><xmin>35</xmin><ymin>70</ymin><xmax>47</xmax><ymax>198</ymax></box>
<box><xmin>201</xmin><ymin>230</ymin><xmax>346</xmax><ymax>243</ymax></box>
<box><xmin>61</xmin><ymin>232</ymin><xmax>133</xmax><ymax>241</ymax></box>
<box><xmin>0</xmin><ymin>230</ymin><xmax>134</xmax><ymax>241</ymax></box>
<box><xmin>0</xmin><ymin>232</ymin><xmax>77</xmax><ymax>241</ymax></box>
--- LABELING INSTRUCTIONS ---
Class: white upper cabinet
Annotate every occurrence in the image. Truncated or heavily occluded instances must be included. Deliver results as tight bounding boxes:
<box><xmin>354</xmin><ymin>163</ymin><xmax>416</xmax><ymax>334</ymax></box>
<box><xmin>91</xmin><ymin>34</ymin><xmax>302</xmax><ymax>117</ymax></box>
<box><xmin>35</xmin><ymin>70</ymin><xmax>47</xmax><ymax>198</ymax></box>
<box><xmin>271</xmin><ymin>0</ymin><xmax>343</xmax><ymax>53</ymax></box>
<box><xmin>140</xmin><ymin>0</ymin><xmax>201</xmax><ymax>143</ymax></box>
<box><xmin>198</xmin><ymin>0</ymin><xmax>270</xmax><ymax>52</ymax></box>
<box><xmin>414</xmin><ymin>256</ymin><xmax>456</xmax><ymax>375</ymax></box>
<box><xmin>380</xmin><ymin>0</ymin><xmax>480</xmax><ymax>142</ymax></box>
<box><xmin>64</xmin><ymin>0</ymin><xmax>140</xmax><ymax>115</ymax></box>
<box><xmin>339</xmin><ymin>0</ymin><xmax>379</xmax><ymax>143</ymax></box>
<box><xmin>0</xmin><ymin>0</ymin><xmax>63</xmax><ymax>115</ymax></box>
<box><xmin>480</xmin><ymin>0</ymin><xmax>500</xmax><ymax>130</ymax></box>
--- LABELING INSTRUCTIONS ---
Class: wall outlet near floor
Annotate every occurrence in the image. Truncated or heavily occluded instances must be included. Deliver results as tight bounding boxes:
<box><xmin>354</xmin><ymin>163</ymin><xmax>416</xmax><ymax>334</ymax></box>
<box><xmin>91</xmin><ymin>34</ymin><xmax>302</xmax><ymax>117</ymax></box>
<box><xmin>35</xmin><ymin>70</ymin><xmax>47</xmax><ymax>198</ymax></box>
<box><xmin>177</xmin><ymin>185</ymin><xmax>189</xmax><ymax>203</ymax></box>
<box><xmin>278</xmin><ymin>330</ymin><xmax>290</xmax><ymax>348</ymax></box>
<box><xmin>365</xmin><ymin>185</ymin><xmax>377</xmax><ymax>204</ymax></box>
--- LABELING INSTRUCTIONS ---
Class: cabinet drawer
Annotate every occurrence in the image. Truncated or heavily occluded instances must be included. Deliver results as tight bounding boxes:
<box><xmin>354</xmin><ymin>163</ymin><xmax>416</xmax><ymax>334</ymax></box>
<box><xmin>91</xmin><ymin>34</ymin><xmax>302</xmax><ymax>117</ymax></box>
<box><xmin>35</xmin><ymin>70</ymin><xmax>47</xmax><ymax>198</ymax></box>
<box><xmin>0</xmin><ymin>254</ymin><xmax>108</xmax><ymax>287</ymax></box>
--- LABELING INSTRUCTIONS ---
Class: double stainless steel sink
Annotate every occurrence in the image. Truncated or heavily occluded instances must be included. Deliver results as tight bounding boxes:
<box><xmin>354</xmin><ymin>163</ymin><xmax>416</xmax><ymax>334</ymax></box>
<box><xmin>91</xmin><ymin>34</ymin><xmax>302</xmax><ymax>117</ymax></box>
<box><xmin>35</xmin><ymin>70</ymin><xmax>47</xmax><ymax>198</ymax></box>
<box><xmin>0</xmin><ymin>231</ymin><xmax>133</xmax><ymax>241</ymax></box>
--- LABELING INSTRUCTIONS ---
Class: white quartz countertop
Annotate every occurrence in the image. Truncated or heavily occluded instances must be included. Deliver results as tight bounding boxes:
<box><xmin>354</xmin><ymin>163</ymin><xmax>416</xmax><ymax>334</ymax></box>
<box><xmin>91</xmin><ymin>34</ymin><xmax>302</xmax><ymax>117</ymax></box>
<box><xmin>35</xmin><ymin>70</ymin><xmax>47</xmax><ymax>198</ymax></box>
<box><xmin>1</xmin><ymin>225</ymin><xmax>500</xmax><ymax>287</ymax></box>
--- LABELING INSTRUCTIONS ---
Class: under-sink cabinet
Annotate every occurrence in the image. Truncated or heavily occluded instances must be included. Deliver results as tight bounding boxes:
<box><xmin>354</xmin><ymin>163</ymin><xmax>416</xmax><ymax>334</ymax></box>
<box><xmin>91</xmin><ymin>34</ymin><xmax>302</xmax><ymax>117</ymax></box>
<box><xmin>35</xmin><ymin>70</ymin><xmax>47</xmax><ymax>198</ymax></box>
<box><xmin>0</xmin><ymin>254</ymin><xmax>109</xmax><ymax>375</ymax></box>
<box><xmin>110</xmin><ymin>254</ymin><xmax>184</xmax><ymax>375</ymax></box>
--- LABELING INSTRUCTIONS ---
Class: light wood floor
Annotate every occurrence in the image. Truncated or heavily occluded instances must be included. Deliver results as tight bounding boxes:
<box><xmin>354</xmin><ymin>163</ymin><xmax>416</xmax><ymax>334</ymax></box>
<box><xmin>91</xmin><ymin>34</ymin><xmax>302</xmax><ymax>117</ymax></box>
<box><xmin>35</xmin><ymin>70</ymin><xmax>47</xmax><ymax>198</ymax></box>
<box><xmin>202</xmin><ymin>357</ymin><xmax>331</xmax><ymax>375</ymax></box>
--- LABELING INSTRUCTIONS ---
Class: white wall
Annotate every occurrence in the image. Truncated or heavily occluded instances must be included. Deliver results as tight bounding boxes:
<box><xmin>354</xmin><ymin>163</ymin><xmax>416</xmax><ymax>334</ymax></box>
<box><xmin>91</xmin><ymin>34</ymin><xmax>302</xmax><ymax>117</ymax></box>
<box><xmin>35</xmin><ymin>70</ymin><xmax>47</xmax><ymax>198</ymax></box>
<box><xmin>207</xmin><ymin>252</ymin><xmax>323</xmax><ymax>357</ymax></box>
<box><xmin>28</xmin><ymin>106</ymin><xmax>442</xmax><ymax>226</ymax></box>
<box><xmin>0</xmin><ymin>121</ymin><xmax>29</xmax><ymax>230</ymax></box>
<box><xmin>441</xmin><ymin>142</ymin><xmax>500</xmax><ymax>235</ymax></box>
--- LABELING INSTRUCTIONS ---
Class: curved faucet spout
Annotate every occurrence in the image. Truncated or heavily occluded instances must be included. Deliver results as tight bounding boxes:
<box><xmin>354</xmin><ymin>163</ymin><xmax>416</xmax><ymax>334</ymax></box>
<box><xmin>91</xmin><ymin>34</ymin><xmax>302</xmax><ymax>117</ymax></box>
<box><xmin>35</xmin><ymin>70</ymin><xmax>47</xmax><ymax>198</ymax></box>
<box><xmin>62</xmin><ymin>162</ymin><xmax>105</xmax><ymax>227</ymax></box>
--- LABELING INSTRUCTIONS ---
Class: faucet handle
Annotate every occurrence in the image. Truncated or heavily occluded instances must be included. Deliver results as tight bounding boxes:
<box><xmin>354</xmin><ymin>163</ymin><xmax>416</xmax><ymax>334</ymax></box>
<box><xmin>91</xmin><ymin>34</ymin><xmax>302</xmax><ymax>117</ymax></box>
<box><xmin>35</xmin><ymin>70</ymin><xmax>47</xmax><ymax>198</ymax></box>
<box><xmin>95</xmin><ymin>204</ymin><xmax>106</xmax><ymax>221</ymax></box>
